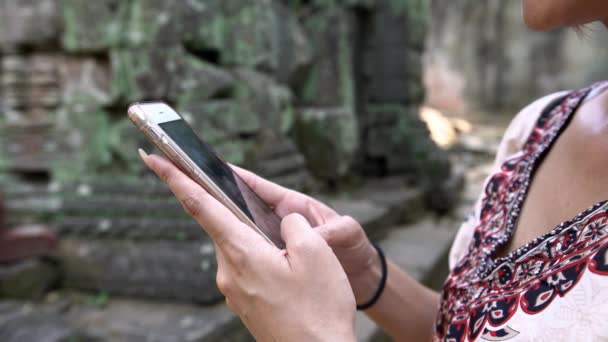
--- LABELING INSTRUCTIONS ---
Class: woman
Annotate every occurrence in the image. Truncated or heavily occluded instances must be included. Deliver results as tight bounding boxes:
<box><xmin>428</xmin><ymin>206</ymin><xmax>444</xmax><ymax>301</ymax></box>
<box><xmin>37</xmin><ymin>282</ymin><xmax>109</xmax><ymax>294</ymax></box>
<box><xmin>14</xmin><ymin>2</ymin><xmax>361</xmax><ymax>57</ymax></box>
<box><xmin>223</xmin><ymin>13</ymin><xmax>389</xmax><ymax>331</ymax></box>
<box><xmin>139</xmin><ymin>1</ymin><xmax>608</xmax><ymax>340</ymax></box>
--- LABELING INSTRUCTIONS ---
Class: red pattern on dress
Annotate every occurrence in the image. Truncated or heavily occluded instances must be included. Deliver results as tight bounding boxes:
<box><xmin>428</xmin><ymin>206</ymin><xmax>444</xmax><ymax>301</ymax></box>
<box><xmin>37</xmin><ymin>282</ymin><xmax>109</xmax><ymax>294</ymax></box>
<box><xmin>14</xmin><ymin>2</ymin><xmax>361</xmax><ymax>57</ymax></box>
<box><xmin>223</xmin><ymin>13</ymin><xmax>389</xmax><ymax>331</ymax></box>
<box><xmin>433</xmin><ymin>82</ymin><xmax>608</xmax><ymax>341</ymax></box>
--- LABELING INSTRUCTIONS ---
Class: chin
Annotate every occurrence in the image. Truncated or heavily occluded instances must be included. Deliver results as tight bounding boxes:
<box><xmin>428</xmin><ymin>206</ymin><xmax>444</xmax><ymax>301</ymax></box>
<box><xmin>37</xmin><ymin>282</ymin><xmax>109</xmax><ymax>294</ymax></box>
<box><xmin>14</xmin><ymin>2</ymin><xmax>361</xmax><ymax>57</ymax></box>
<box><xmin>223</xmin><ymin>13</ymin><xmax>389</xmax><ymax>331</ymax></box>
<box><xmin>522</xmin><ymin>1</ymin><xmax>561</xmax><ymax>31</ymax></box>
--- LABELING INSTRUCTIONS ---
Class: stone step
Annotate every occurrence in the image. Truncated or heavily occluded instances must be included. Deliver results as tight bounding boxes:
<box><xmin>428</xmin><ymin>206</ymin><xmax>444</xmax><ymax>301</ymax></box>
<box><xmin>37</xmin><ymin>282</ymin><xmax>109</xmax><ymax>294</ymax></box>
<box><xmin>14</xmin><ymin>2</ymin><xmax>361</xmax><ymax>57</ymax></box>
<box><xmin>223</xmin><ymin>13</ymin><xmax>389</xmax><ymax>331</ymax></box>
<box><xmin>0</xmin><ymin>301</ymin><xmax>82</xmax><ymax>342</ymax></box>
<box><xmin>0</xmin><ymin>293</ymin><xmax>253</xmax><ymax>342</ymax></box>
<box><xmin>0</xmin><ymin>259</ymin><xmax>58</xmax><ymax>299</ymax></box>
<box><xmin>58</xmin><ymin>239</ymin><xmax>222</xmax><ymax>304</ymax></box>
<box><xmin>253</xmin><ymin>153</ymin><xmax>307</xmax><ymax>179</ymax></box>
<box><xmin>319</xmin><ymin>177</ymin><xmax>426</xmax><ymax>241</ymax></box>
<box><xmin>55</xmin><ymin>216</ymin><xmax>202</xmax><ymax>240</ymax></box>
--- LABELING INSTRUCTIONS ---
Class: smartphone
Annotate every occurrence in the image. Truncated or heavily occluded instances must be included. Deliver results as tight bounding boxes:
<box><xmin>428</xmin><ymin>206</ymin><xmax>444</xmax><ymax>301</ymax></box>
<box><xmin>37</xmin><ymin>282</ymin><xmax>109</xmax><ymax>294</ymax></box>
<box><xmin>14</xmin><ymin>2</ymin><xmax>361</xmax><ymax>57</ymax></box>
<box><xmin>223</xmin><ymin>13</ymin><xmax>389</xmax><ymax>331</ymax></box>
<box><xmin>128</xmin><ymin>102</ymin><xmax>285</xmax><ymax>249</ymax></box>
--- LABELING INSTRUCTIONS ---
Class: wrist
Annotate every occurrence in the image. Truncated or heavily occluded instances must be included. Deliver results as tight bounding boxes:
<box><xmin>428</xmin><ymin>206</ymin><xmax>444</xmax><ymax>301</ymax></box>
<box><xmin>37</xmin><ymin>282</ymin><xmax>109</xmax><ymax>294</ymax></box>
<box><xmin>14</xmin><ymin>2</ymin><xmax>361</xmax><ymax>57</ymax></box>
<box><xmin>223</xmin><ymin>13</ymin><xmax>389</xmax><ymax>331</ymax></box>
<box><xmin>349</xmin><ymin>243</ymin><xmax>384</xmax><ymax>305</ymax></box>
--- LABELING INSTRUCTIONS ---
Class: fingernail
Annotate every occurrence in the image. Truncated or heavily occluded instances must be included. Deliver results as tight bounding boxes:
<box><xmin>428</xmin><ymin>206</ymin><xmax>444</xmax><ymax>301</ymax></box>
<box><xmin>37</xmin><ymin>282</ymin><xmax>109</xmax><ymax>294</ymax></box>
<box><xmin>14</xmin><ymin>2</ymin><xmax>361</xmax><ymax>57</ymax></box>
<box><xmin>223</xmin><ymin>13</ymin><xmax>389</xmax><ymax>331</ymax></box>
<box><xmin>138</xmin><ymin>148</ymin><xmax>149</xmax><ymax>161</ymax></box>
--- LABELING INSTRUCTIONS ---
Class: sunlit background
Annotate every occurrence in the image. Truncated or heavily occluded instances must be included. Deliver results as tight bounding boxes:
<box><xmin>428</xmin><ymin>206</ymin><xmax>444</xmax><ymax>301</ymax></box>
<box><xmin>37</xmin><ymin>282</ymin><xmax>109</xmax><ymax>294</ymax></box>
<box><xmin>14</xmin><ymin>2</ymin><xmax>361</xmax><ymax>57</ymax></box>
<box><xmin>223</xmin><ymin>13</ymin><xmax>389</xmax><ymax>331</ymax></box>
<box><xmin>0</xmin><ymin>0</ymin><xmax>607</xmax><ymax>341</ymax></box>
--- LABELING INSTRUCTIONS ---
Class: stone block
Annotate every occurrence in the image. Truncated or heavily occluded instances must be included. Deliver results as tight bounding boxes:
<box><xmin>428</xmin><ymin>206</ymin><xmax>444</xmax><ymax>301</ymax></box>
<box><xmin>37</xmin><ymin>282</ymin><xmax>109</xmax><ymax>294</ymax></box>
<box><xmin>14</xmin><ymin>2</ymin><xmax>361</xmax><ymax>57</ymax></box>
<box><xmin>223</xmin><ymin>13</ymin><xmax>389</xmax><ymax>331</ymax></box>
<box><xmin>364</xmin><ymin>47</ymin><xmax>423</xmax><ymax>80</ymax></box>
<box><xmin>1</xmin><ymin>54</ymin><xmax>60</xmax><ymax>124</ymax></box>
<box><xmin>365</xmin><ymin>0</ymin><xmax>429</xmax><ymax>49</ymax></box>
<box><xmin>0</xmin><ymin>301</ymin><xmax>81</xmax><ymax>342</ymax></box>
<box><xmin>0</xmin><ymin>123</ymin><xmax>56</xmax><ymax>172</ymax></box>
<box><xmin>232</xmin><ymin>68</ymin><xmax>295</xmax><ymax>133</ymax></box>
<box><xmin>170</xmin><ymin>54</ymin><xmax>236</xmax><ymax>105</ymax></box>
<box><xmin>248</xmin><ymin>135</ymin><xmax>314</xmax><ymax>192</ymax></box>
<box><xmin>178</xmin><ymin>100</ymin><xmax>259</xmax><ymax>145</ymax></box>
<box><xmin>110</xmin><ymin>46</ymin><xmax>234</xmax><ymax>105</ymax></box>
<box><xmin>270</xmin><ymin>1</ymin><xmax>313</xmax><ymax>85</ymax></box>
<box><xmin>295</xmin><ymin>107</ymin><xmax>359</xmax><ymax>181</ymax></box>
<box><xmin>184</xmin><ymin>0</ymin><xmax>312</xmax><ymax>80</ymax></box>
<box><xmin>57</xmin><ymin>57</ymin><xmax>112</xmax><ymax>107</ymax></box>
<box><xmin>58</xmin><ymin>239</ymin><xmax>222</xmax><ymax>304</ymax></box>
<box><xmin>0</xmin><ymin>0</ymin><xmax>60</xmax><ymax>51</ymax></box>
<box><xmin>61</xmin><ymin>0</ymin><xmax>130</xmax><ymax>52</ymax></box>
<box><xmin>299</xmin><ymin>7</ymin><xmax>355</xmax><ymax>108</ymax></box>
<box><xmin>107</xmin><ymin>118</ymin><xmax>151</xmax><ymax>175</ymax></box>
<box><xmin>123</xmin><ymin>0</ymin><xmax>188</xmax><ymax>47</ymax></box>
<box><xmin>364</xmin><ymin>104</ymin><xmax>450</xmax><ymax>180</ymax></box>
<box><xmin>63</xmin><ymin>296</ymin><xmax>253</xmax><ymax>342</ymax></box>
<box><xmin>0</xmin><ymin>259</ymin><xmax>58</xmax><ymax>299</ymax></box>
<box><xmin>52</xmin><ymin>106</ymin><xmax>113</xmax><ymax>181</ymax></box>
<box><xmin>367</xmin><ymin>76</ymin><xmax>425</xmax><ymax>104</ymax></box>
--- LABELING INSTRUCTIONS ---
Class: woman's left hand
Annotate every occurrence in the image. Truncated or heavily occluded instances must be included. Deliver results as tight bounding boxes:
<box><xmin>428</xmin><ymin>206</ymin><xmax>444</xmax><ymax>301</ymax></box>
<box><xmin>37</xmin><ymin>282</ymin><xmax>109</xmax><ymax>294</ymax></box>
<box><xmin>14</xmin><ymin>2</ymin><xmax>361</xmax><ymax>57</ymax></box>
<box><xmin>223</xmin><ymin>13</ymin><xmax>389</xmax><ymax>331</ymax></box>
<box><xmin>140</xmin><ymin>152</ymin><xmax>356</xmax><ymax>342</ymax></box>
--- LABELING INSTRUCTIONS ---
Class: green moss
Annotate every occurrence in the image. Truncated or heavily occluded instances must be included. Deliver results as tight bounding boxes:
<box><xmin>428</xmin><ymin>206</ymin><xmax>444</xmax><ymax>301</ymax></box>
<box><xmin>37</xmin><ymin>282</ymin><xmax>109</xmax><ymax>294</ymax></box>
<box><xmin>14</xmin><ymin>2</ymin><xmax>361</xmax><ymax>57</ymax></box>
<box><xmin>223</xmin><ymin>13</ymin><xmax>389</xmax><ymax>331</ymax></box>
<box><xmin>61</xmin><ymin>0</ymin><xmax>130</xmax><ymax>51</ymax></box>
<box><xmin>338</xmin><ymin>19</ymin><xmax>355</xmax><ymax>109</ymax></box>
<box><xmin>52</xmin><ymin>107</ymin><xmax>114</xmax><ymax>182</ymax></box>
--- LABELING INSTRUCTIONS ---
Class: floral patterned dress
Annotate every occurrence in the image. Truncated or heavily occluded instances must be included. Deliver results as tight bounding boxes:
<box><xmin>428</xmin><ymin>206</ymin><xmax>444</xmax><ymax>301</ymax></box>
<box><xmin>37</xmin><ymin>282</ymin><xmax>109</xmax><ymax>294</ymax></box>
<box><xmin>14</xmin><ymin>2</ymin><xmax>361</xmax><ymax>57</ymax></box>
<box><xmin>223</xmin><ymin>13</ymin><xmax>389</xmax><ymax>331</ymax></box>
<box><xmin>433</xmin><ymin>81</ymin><xmax>608</xmax><ymax>341</ymax></box>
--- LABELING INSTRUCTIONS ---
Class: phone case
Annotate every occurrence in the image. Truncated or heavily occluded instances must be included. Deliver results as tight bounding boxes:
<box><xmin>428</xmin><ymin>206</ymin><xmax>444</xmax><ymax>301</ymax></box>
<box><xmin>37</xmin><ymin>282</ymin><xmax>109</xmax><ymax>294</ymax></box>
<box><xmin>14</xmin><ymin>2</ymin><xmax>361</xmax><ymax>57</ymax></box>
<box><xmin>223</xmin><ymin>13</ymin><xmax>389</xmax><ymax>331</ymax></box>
<box><xmin>128</xmin><ymin>103</ymin><xmax>279</xmax><ymax>248</ymax></box>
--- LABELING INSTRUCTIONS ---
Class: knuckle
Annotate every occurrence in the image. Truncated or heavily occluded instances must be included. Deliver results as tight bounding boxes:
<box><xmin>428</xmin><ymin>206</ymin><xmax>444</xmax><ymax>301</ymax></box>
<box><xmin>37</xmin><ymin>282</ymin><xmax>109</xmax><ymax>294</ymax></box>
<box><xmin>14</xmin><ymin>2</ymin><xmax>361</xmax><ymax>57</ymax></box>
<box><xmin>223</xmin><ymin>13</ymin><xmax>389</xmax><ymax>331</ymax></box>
<box><xmin>228</xmin><ymin>247</ymin><xmax>249</xmax><ymax>268</ymax></box>
<box><xmin>216</xmin><ymin>271</ymin><xmax>232</xmax><ymax>295</ymax></box>
<box><xmin>341</xmin><ymin>215</ymin><xmax>359</xmax><ymax>228</ymax></box>
<box><xmin>321</xmin><ymin>225</ymin><xmax>337</xmax><ymax>245</ymax></box>
<box><xmin>158</xmin><ymin>166</ymin><xmax>174</xmax><ymax>185</ymax></box>
<box><xmin>180</xmin><ymin>193</ymin><xmax>204</xmax><ymax>219</ymax></box>
<box><xmin>291</xmin><ymin>237</ymin><xmax>318</xmax><ymax>254</ymax></box>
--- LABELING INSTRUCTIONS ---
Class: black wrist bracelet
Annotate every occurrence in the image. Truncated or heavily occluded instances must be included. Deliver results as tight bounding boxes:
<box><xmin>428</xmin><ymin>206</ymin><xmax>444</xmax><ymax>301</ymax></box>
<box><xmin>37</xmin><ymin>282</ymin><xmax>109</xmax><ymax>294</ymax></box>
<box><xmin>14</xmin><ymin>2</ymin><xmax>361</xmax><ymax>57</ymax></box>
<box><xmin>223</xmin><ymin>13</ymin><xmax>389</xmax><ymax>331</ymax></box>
<box><xmin>356</xmin><ymin>242</ymin><xmax>387</xmax><ymax>311</ymax></box>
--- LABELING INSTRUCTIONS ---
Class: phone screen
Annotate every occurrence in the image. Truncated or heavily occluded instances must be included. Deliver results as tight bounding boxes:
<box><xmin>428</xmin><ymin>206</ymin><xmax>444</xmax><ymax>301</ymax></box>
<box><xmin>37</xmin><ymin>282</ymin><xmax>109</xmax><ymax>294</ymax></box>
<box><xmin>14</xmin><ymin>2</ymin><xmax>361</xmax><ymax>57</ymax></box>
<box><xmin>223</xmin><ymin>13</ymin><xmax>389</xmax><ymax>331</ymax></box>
<box><xmin>143</xmin><ymin>103</ymin><xmax>285</xmax><ymax>249</ymax></box>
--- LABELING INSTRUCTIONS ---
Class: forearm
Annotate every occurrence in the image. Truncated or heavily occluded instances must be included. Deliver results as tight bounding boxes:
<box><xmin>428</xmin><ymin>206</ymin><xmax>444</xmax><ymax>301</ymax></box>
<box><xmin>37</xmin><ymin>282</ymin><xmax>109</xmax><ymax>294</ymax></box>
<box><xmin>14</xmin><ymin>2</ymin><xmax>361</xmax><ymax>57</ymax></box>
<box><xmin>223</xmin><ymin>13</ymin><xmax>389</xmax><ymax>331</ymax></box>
<box><xmin>352</xmin><ymin>259</ymin><xmax>440</xmax><ymax>341</ymax></box>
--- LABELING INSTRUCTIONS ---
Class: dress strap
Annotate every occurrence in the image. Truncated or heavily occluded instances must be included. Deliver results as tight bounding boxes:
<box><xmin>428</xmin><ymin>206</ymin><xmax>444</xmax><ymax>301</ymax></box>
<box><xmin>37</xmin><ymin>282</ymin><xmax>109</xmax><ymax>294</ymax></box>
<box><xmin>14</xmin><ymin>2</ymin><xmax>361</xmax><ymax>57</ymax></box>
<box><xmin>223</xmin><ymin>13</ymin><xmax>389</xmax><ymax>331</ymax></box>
<box><xmin>584</xmin><ymin>80</ymin><xmax>608</xmax><ymax>103</ymax></box>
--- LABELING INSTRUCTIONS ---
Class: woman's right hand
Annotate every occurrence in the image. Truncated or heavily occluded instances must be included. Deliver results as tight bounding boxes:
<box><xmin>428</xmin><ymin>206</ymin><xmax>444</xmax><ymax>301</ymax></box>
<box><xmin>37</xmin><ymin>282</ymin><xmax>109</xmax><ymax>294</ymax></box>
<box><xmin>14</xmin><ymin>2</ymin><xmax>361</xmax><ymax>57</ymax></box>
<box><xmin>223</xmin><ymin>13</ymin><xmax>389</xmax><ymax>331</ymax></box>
<box><xmin>233</xmin><ymin>166</ymin><xmax>382</xmax><ymax>304</ymax></box>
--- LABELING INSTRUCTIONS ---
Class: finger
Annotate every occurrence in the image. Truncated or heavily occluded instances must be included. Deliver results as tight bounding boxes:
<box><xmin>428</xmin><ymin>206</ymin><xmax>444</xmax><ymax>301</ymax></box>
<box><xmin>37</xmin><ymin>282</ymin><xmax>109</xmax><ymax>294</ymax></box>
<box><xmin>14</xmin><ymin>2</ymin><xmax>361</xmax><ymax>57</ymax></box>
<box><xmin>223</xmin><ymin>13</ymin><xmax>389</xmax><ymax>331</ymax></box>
<box><xmin>141</xmin><ymin>151</ymin><xmax>251</xmax><ymax>248</ymax></box>
<box><xmin>315</xmin><ymin>215</ymin><xmax>362</xmax><ymax>248</ymax></box>
<box><xmin>230</xmin><ymin>164</ymin><xmax>290</xmax><ymax>208</ymax></box>
<box><xmin>231</xmin><ymin>165</ymin><xmax>339</xmax><ymax>224</ymax></box>
<box><xmin>281</xmin><ymin>213</ymin><xmax>329</xmax><ymax>264</ymax></box>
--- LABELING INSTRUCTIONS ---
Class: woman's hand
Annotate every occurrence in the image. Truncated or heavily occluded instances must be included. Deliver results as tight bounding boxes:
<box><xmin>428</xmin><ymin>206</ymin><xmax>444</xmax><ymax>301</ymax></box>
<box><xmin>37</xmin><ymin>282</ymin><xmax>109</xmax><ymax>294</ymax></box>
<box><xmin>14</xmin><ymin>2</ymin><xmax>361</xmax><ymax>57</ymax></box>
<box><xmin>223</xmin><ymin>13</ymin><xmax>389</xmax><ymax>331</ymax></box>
<box><xmin>140</xmin><ymin>152</ymin><xmax>356</xmax><ymax>341</ymax></box>
<box><xmin>231</xmin><ymin>166</ymin><xmax>381</xmax><ymax>304</ymax></box>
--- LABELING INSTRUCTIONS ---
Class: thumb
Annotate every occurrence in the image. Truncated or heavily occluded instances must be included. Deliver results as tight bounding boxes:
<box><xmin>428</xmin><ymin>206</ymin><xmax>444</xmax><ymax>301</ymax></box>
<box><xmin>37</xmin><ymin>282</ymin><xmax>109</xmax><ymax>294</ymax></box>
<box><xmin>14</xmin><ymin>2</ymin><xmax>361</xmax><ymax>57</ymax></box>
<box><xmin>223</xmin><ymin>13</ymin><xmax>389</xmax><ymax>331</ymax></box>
<box><xmin>281</xmin><ymin>213</ymin><xmax>327</xmax><ymax>261</ymax></box>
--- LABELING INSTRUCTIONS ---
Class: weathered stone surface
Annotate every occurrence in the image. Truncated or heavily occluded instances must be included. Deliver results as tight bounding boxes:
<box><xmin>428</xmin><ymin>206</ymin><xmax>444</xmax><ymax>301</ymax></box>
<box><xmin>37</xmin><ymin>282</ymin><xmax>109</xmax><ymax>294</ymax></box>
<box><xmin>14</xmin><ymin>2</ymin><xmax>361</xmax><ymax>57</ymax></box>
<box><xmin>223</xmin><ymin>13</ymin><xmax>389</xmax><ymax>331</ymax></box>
<box><xmin>0</xmin><ymin>301</ymin><xmax>81</xmax><ymax>342</ymax></box>
<box><xmin>270</xmin><ymin>1</ymin><xmax>313</xmax><ymax>85</ymax></box>
<box><xmin>1</xmin><ymin>54</ymin><xmax>60</xmax><ymax>123</ymax></box>
<box><xmin>178</xmin><ymin>100</ymin><xmax>260</xmax><ymax>145</ymax></box>
<box><xmin>299</xmin><ymin>7</ymin><xmax>355</xmax><ymax>108</ymax></box>
<box><xmin>0</xmin><ymin>0</ymin><xmax>60</xmax><ymax>51</ymax></box>
<box><xmin>64</xmin><ymin>296</ymin><xmax>253</xmax><ymax>342</ymax></box>
<box><xmin>52</xmin><ymin>105</ymin><xmax>113</xmax><ymax>181</ymax></box>
<box><xmin>233</xmin><ymin>68</ymin><xmax>295</xmax><ymax>133</ymax></box>
<box><xmin>58</xmin><ymin>239</ymin><xmax>221</xmax><ymax>304</ymax></box>
<box><xmin>110</xmin><ymin>46</ymin><xmax>234</xmax><ymax>106</ymax></box>
<box><xmin>426</xmin><ymin>166</ymin><xmax>466</xmax><ymax>214</ymax></box>
<box><xmin>0</xmin><ymin>123</ymin><xmax>57</xmax><ymax>172</ymax></box>
<box><xmin>366</xmin><ymin>0</ymin><xmax>429</xmax><ymax>49</ymax></box>
<box><xmin>61</xmin><ymin>0</ymin><xmax>129</xmax><ymax>52</ymax></box>
<box><xmin>0</xmin><ymin>259</ymin><xmax>58</xmax><ymax>299</ymax></box>
<box><xmin>0</xmin><ymin>294</ymin><xmax>253</xmax><ymax>342</ymax></box>
<box><xmin>1</xmin><ymin>177</ymin><xmax>213</xmax><ymax>240</ymax></box>
<box><xmin>317</xmin><ymin>177</ymin><xmax>425</xmax><ymax>240</ymax></box>
<box><xmin>363</xmin><ymin>104</ymin><xmax>451</xmax><ymax>180</ymax></box>
<box><xmin>185</xmin><ymin>0</ymin><xmax>312</xmax><ymax>79</ymax></box>
<box><xmin>170</xmin><ymin>55</ymin><xmax>235</xmax><ymax>106</ymax></box>
<box><xmin>0</xmin><ymin>183</ymin><xmax>59</xmax><ymax>227</ymax></box>
<box><xmin>295</xmin><ymin>107</ymin><xmax>359</xmax><ymax>181</ymax></box>
<box><xmin>107</xmin><ymin>118</ymin><xmax>151</xmax><ymax>175</ymax></box>
<box><xmin>123</xmin><ymin>0</ymin><xmax>184</xmax><ymax>47</ymax></box>
<box><xmin>57</xmin><ymin>57</ymin><xmax>112</xmax><ymax>107</ymax></box>
<box><xmin>249</xmin><ymin>135</ymin><xmax>314</xmax><ymax>192</ymax></box>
